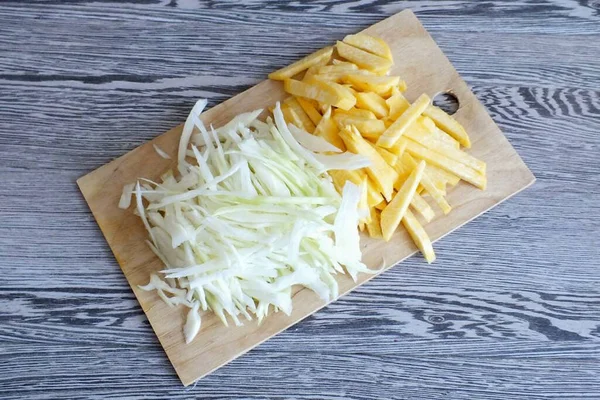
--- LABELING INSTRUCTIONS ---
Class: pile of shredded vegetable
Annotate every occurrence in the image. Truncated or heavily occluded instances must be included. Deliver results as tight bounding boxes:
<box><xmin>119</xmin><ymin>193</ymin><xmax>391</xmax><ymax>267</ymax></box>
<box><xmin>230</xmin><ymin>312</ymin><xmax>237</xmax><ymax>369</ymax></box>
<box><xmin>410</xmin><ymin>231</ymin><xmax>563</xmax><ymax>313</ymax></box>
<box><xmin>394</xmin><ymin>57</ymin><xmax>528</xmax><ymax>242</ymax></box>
<box><xmin>119</xmin><ymin>99</ymin><xmax>372</xmax><ymax>343</ymax></box>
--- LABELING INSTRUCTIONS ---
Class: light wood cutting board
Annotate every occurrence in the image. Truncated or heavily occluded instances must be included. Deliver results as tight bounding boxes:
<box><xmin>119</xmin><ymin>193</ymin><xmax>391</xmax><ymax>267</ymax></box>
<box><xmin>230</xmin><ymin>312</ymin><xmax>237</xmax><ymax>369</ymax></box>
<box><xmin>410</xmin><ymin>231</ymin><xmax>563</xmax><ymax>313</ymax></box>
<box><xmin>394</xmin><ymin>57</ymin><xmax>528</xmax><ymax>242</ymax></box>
<box><xmin>77</xmin><ymin>9</ymin><xmax>535</xmax><ymax>386</ymax></box>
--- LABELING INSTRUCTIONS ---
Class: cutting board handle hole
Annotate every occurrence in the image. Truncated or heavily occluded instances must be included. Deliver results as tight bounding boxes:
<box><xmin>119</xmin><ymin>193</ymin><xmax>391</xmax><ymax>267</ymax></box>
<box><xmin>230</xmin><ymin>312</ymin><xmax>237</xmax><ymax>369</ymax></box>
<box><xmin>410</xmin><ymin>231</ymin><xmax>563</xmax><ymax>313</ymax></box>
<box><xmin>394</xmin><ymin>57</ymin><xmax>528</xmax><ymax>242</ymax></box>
<box><xmin>432</xmin><ymin>91</ymin><xmax>459</xmax><ymax>115</ymax></box>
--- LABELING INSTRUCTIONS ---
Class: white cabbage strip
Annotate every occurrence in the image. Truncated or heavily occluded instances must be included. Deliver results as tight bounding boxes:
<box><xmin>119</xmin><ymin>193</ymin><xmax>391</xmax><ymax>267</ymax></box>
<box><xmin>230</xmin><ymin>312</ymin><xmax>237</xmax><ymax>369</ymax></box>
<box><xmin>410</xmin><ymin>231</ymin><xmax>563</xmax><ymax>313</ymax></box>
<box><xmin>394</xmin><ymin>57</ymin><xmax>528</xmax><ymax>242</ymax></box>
<box><xmin>122</xmin><ymin>100</ymin><xmax>371</xmax><ymax>343</ymax></box>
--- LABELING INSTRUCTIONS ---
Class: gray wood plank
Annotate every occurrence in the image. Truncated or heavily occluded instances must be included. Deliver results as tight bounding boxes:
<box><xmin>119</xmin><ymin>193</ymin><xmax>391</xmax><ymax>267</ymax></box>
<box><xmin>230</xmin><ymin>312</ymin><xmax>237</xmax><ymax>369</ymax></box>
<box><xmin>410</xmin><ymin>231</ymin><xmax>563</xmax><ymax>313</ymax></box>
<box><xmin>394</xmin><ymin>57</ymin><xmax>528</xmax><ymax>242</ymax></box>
<box><xmin>1</xmin><ymin>0</ymin><xmax>599</xmax><ymax>398</ymax></box>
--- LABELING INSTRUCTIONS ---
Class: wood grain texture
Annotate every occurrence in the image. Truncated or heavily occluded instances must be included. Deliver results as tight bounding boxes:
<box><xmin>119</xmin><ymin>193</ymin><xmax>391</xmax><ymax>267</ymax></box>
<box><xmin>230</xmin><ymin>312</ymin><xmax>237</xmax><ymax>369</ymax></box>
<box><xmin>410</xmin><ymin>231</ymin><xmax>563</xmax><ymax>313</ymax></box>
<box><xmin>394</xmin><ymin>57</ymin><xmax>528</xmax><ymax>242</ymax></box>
<box><xmin>77</xmin><ymin>10</ymin><xmax>535</xmax><ymax>385</ymax></box>
<box><xmin>1</xmin><ymin>0</ymin><xmax>599</xmax><ymax>398</ymax></box>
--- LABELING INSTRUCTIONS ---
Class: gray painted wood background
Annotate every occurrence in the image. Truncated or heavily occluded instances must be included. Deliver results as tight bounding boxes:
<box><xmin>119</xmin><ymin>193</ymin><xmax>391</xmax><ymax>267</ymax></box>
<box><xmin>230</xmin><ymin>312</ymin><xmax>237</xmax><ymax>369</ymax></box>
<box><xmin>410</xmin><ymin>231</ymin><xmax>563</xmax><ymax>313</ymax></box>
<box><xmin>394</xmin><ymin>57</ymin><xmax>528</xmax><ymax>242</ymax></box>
<box><xmin>1</xmin><ymin>1</ymin><xmax>599</xmax><ymax>399</ymax></box>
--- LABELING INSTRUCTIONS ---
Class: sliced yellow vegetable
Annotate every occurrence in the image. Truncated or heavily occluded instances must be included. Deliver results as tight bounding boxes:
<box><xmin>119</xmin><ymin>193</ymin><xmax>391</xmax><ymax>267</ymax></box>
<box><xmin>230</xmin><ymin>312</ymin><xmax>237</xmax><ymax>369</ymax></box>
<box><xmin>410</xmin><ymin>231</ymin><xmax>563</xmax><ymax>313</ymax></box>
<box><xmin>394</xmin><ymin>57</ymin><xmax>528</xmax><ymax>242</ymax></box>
<box><xmin>268</xmin><ymin>37</ymin><xmax>486</xmax><ymax>253</ymax></box>
<box><xmin>338</xmin><ymin>127</ymin><xmax>398</xmax><ymax>201</ymax></box>
<box><xmin>364</xmin><ymin>176</ymin><xmax>385</xmax><ymax>208</ymax></box>
<box><xmin>340</xmin><ymin>108</ymin><xmax>376</xmax><ymax>119</ymax></box>
<box><xmin>391</xmin><ymin>157</ymin><xmax>411</xmax><ymax>191</ymax></box>
<box><xmin>318</xmin><ymin>102</ymin><xmax>330</xmax><ymax>114</ymax></box>
<box><xmin>328</xmin><ymin>168</ymin><xmax>383</xmax><ymax>207</ymax></box>
<box><xmin>329</xmin><ymin>80</ymin><xmax>357</xmax><ymax>102</ymax></box>
<box><xmin>402</xmin><ymin>209</ymin><xmax>436</xmax><ymax>263</ymax></box>
<box><xmin>381</xmin><ymin>160</ymin><xmax>426</xmax><ymax>241</ymax></box>
<box><xmin>420</xmin><ymin>115</ymin><xmax>436</xmax><ymax>130</ymax></box>
<box><xmin>334</xmin><ymin>113</ymin><xmax>386</xmax><ymax>138</ymax></box>
<box><xmin>314</xmin><ymin>65</ymin><xmax>371</xmax><ymax>82</ymax></box>
<box><xmin>427</xmin><ymin>164</ymin><xmax>459</xmax><ymax>188</ymax></box>
<box><xmin>314</xmin><ymin>107</ymin><xmax>345</xmax><ymax>151</ymax></box>
<box><xmin>423</xmin><ymin>105</ymin><xmax>471</xmax><ymax>148</ymax></box>
<box><xmin>284</xmin><ymin>97</ymin><xmax>316</xmax><ymax>133</ymax></box>
<box><xmin>312</xmin><ymin>72</ymin><xmax>347</xmax><ymax>83</ymax></box>
<box><xmin>386</xmin><ymin>91</ymin><xmax>411</xmax><ymax>119</ymax></box>
<box><xmin>332</xmin><ymin>59</ymin><xmax>359</xmax><ymax>67</ymax></box>
<box><xmin>402</xmin><ymin>152</ymin><xmax>451</xmax><ymax>214</ymax></box>
<box><xmin>343</xmin><ymin>33</ymin><xmax>393</xmax><ymax>61</ymax></box>
<box><xmin>269</xmin><ymin>46</ymin><xmax>334</xmax><ymax>81</ymax></box>
<box><xmin>296</xmin><ymin>97</ymin><xmax>322</xmax><ymax>126</ymax></box>
<box><xmin>344</xmin><ymin>74</ymin><xmax>401</xmax><ymax>96</ymax></box>
<box><xmin>284</xmin><ymin>79</ymin><xmax>337</xmax><ymax>106</ymax></box>
<box><xmin>395</xmin><ymin>80</ymin><xmax>408</xmax><ymax>93</ymax></box>
<box><xmin>319</xmin><ymin>63</ymin><xmax>359</xmax><ymax>74</ymax></box>
<box><xmin>336</xmin><ymin>41</ymin><xmax>392</xmax><ymax>74</ymax></box>
<box><xmin>372</xmin><ymin>144</ymin><xmax>398</xmax><ymax>166</ymax></box>
<box><xmin>309</xmin><ymin>78</ymin><xmax>357</xmax><ymax>110</ymax></box>
<box><xmin>280</xmin><ymin>104</ymin><xmax>304</xmax><ymax>130</ymax></box>
<box><xmin>394</xmin><ymin>164</ymin><xmax>436</xmax><ymax>196</ymax></box>
<box><xmin>422</xmin><ymin>176</ymin><xmax>452</xmax><ymax>214</ymax></box>
<box><xmin>329</xmin><ymin>169</ymin><xmax>355</xmax><ymax>192</ymax></box>
<box><xmin>423</xmin><ymin>165</ymin><xmax>448</xmax><ymax>194</ymax></box>
<box><xmin>289</xmin><ymin>108</ymin><xmax>309</xmax><ymax>131</ymax></box>
<box><xmin>377</xmin><ymin>93</ymin><xmax>431</xmax><ymax>148</ymax></box>
<box><xmin>358</xmin><ymin>177</ymin><xmax>371</xmax><ymax>224</ymax></box>
<box><xmin>343</xmin><ymin>83</ymin><xmax>358</xmax><ymax>95</ymax></box>
<box><xmin>409</xmin><ymin>117</ymin><xmax>433</xmax><ymax>136</ymax></box>
<box><xmin>406</xmin><ymin>130</ymin><xmax>486</xmax><ymax>174</ymax></box>
<box><xmin>389</xmin><ymin>139</ymin><xmax>408</xmax><ymax>158</ymax></box>
<box><xmin>365</xmin><ymin>181</ymin><xmax>384</xmax><ymax>207</ymax></box>
<box><xmin>403</xmin><ymin>119</ymin><xmax>474</xmax><ymax>171</ymax></box>
<box><xmin>404</xmin><ymin>117</ymin><xmax>459</xmax><ymax>150</ymax></box>
<box><xmin>366</xmin><ymin>207</ymin><xmax>383</xmax><ymax>238</ymax></box>
<box><xmin>355</xmin><ymin>91</ymin><xmax>388</xmax><ymax>118</ymax></box>
<box><xmin>403</xmin><ymin>139</ymin><xmax>486</xmax><ymax>190</ymax></box>
<box><xmin>284</xmin><ymin>79</ymin><xmax>355</xmax><ymax>111</ymax></box>
<box><xmin>303</xmin><ymin>65</ymin><xmax>321</xmax><ymax>81</ymax></box>
<box><xmin>430</xmin><ymin>125</ymin><xmax>460</xmax><ymax>149</ymax></box>
<box><xmin>410</xmin><ymin>192</ymin><xmax>435</xmax><ymax>223</ymax></box>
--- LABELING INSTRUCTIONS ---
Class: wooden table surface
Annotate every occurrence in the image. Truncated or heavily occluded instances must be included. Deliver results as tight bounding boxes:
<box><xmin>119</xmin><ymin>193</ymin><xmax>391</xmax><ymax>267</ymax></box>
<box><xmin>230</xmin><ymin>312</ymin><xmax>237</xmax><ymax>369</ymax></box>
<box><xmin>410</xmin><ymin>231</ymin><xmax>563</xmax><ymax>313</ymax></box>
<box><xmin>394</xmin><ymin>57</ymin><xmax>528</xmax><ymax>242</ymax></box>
<box><xmin>1</xmin><ymin>1</ymin><xmax>599</xmax><ymax>399</ymax></box>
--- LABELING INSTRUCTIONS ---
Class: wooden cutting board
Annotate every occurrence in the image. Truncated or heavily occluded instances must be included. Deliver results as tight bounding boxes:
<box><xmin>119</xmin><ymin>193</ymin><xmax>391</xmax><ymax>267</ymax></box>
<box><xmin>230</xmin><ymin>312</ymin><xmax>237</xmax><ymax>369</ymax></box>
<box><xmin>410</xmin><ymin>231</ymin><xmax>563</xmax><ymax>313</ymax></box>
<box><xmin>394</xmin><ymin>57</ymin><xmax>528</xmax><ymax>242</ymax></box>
<box><xmin>77</xmin><ymin>9</ymin><xmax>534</xmax><ymax>386</ymax></box>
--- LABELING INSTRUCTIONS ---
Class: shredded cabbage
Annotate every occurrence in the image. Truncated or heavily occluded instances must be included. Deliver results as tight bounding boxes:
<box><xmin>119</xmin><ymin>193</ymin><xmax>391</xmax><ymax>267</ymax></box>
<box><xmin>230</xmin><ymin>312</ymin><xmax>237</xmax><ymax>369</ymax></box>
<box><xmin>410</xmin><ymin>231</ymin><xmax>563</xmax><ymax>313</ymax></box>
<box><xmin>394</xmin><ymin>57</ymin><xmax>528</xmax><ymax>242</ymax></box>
<box><xmin>118</xmin><ymin>183</ymin><xmax>135</xmax><ymax>209</ymax></box>
<box><xmin>124</xmin><ymin>99</ymin><xmax>371</xmax><ymax>343</ymax></box>
<box><xmin>153</xmin><ymin>144</ymin><xmax>171</xmax><ymax>159</ymax></box>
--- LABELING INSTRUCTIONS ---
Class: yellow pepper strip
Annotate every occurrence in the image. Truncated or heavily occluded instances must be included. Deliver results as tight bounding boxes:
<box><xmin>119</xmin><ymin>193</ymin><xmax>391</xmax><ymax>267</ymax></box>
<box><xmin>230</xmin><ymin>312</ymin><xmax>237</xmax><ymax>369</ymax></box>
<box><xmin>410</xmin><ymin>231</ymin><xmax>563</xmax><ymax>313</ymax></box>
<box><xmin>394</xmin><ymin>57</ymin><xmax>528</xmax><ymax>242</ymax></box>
<box><xmin>366</xmin><ymin>207</ymin><xmax>383</xmax><ymax>238</ymax></box>
<box><xmin>343</xmin><ymin>33</ymin><xmax>393</xmax><ymax>61</ymax></box>
<box><xmin>355</xmin><ymin>91</ymin><xmax>388</xmax><ymax>119</ymax></box>
<box><xmin>284</xmin><ymin>97</ymin><xmax>316</xmax><ymax>133</ymax></box>
<box><xmin>338</xmin><ymin>126</ymin><xmax>398</xmax><ymax>202</ymax></box>
<box><xmin>423</xmin><ymin>104</ymin><xmax>471</xmax><ymax>148</ymax></box>
<box><xmin>380</xmin><ymin>160</ymin><xmax>426</xmax><ymax>241</ymax></box>
<box><xmin>410</xmin><ymin>192</ymin><xmax>435</xmax><ymax>223</ymax></box>
<box><xmin>314</xmin><ymin>107</ymin><xmax>345</xmax><ymax>151</ymax></box>
<box><xmin>402</xmin><ymin>209</ymin><xmax>436</xmax><ymax>263</ymax></box>
<box><xmin>377</xmin><ymin>93</ymin><xmax>431</xmax><ymax>148</ymax></box>
<box><xmin>402</xmin><ymin>152</ymin><xmax>451</xmax><ymax>214</ymax></box>
<box><xmin>403</xmin><ymin>138</ymin><xmax>486</xmax><ymax>190</ymax></box>
<box><xmin>336</xmin><ymin>41</ymin><xmax>392</xmax><ymax>74</ymax></box>
<box><xmin>269</xmin><ymin>46</ymin><xmax>334</xmax><ymax>81</ymax></box>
